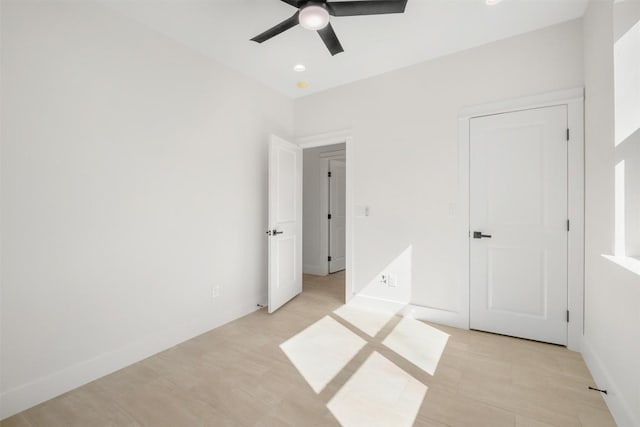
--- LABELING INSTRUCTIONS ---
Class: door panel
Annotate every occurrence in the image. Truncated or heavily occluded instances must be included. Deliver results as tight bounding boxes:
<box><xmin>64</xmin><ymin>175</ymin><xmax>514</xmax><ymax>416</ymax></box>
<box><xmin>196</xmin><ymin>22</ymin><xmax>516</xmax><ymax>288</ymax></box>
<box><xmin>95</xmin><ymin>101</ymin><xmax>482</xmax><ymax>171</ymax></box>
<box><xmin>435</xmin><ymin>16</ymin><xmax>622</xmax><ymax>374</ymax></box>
<box><xmin>276</xmin><ymin>235</ymin><xmax>296</xmax><ymax>285</ymax></box>
<box><xmin>329</xmin><ymin>159</ymin><xmax>346</xmax><ymax>273</ymax></box>
<box><xmin>487</xmin><ymin>247</ymin><xmax>546</xmax><ymax>316</ymax></box>
<box><xmin>277</xmin><ymin>149</ymin><xmax>297</xmax><ymax>223</ymax></box>
<box><xmin>269</xmin><ymin>135</ymin><xmax>302</xmax><ymax>313</ymax></box>
<box><xmin>470</xmin><ymin>105</ymin><xmax>568</xmax><ymax>345</ymax></box>
<box><xmin>487</xmin><ymin>127</ymin><xmax>544</xmax><ymax>225</ymax></box>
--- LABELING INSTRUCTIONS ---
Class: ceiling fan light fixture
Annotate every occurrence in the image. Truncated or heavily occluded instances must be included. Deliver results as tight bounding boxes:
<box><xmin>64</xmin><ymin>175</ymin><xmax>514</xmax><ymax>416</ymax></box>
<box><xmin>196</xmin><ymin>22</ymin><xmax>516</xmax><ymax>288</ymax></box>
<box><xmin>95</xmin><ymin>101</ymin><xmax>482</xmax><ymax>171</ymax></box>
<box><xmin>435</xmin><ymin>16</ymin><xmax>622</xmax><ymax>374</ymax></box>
<box><xmin>251</xmin><ymin>0</ymin><xmax>408</xmax><ymax>56</ymax></box>
<box><xmin>299</xmin><ymin>5</ymin><xmax>330</xmax><ymax>31</ymax></box>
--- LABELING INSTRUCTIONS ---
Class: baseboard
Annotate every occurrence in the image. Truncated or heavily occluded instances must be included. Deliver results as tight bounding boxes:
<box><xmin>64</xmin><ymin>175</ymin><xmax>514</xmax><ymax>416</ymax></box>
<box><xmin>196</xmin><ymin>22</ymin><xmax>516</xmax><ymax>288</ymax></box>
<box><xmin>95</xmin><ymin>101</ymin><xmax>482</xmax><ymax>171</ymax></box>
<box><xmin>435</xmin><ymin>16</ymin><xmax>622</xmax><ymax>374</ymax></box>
<box><xmin>0</xmin><ymin>301</ymin><xmax>260</xmax><ymax>420</ymax></box>
<box><xmin>303</xmin><ymin>264</ymin><xmax>327</xmax><ymax>276</ymax></box>
<box><xmin>581</xmin><ymin>336</ymin><xmax>638</xmax><ymax>427</ymax></box>
<box><xmin>401</xmin><ymin>304</ymin><xmax>469</xmax><ymax>329</ymax></box>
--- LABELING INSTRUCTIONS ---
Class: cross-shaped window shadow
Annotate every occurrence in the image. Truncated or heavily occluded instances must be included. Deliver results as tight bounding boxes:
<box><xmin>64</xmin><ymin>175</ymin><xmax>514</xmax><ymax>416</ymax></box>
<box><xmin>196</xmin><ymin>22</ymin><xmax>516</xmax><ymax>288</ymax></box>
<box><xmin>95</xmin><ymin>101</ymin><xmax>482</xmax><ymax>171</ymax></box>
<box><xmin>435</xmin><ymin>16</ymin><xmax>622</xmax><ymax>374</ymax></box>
<box><xmin>280</xmin><ymin>297</ymin><xmax>449</xmax><ymax>426</ymax></box>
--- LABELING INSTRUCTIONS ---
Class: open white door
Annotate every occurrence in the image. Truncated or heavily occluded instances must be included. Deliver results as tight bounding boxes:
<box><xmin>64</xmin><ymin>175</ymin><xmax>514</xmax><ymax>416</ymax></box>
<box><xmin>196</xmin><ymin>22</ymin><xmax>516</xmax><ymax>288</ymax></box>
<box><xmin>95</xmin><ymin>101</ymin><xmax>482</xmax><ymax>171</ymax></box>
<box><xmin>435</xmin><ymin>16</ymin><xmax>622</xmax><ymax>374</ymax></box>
<box><xmin>469</xmin><ymin>105</ymin><xmax>568</xmax><ymax>345</ymax></box>
<box><xmin>268</xmin><ymin>135</ymin><xmax>303</xmax><ymax>313</ymax></box>
<box><xmin>329</xmin><ymin>159</ymin><xmax>346</xmax><ymax>273</ymax></box>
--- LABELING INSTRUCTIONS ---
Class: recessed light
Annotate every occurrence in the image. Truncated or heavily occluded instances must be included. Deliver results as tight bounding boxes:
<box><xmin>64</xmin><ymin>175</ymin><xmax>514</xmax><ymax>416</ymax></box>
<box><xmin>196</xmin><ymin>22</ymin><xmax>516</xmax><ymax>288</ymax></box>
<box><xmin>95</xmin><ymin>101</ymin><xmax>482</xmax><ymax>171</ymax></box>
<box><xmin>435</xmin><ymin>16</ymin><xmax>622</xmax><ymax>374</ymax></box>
<box><xmin>294</xmin><ymin>64</ymin><xmax>306</xmax><ymax>72</ymax></box>
<box><xmin>486</xmin><ymin>0</ymin><xmax>503</xmax><ymax>4</ymax></box>
<box><xmin>297</xmin><ymin>81</ymin><xmax>309</xmax><ymax>89</ymax></box>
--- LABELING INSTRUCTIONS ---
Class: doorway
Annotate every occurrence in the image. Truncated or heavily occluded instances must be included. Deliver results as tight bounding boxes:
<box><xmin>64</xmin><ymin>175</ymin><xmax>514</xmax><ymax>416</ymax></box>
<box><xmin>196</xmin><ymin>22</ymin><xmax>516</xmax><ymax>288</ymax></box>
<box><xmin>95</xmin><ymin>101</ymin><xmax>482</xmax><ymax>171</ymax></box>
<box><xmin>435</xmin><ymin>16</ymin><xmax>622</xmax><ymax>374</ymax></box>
<box><xmin>328</xmin><ymin>159</ymin><xmax>346</xmax><ymax>273</ymax></box>
<box><xmin>302</xmin><ymin>143</ymin><xmax>346</xmax><ymax>278</ymax></box>
<box><xmin>267</xmin><ymin>133</ymin><xmax>353</xmax><ymax>314</ymax></box>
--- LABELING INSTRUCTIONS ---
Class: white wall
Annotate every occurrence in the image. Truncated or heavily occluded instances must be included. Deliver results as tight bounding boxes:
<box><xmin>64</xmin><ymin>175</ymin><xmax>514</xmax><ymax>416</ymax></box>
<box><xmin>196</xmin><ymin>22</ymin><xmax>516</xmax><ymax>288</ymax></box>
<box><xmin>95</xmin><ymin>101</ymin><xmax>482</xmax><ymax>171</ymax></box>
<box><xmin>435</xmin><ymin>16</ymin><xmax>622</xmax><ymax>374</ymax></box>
<box><xmin>582</xmin><ymin>2</ymin><xmax>640</xmax><ymax>426</ymax></box>
<box><xmin>295</xmin><ymin>20</ymin><xmax>584</xmax><ymax>324</ymax></box>
<box><xmin>613</xmin><ymin>1</ymin><xmax>640</xmax><ymax>260</ymax></box>
<box><xmin>5</xmin><ymin>2</ymin><xmax>637</xmax><ymax>423</ymax></box>
<box><xmin>302</xmin><ymin>144</ymin><xmax>345</xmax><ymax>275</ymax></box>
<box><xmin>0</xmin><ymin>0</ymin><xmax>293</xmax><ymax>418</ymax></box>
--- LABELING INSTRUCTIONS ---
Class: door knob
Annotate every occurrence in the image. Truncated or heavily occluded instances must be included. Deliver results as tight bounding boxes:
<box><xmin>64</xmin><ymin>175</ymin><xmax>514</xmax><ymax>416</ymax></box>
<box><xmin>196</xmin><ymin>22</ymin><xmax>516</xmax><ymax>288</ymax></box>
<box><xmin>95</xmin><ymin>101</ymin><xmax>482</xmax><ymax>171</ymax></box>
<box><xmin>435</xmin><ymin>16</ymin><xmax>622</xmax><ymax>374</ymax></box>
<box><xmin>272</xmin><ymin>229</ymin><xmax>284</xmax><ymax>236</ymax></box>
<box><xmin>473</xmin><ymin>231</ymin><xmax>492</xmax><ymax>239</ymax></box>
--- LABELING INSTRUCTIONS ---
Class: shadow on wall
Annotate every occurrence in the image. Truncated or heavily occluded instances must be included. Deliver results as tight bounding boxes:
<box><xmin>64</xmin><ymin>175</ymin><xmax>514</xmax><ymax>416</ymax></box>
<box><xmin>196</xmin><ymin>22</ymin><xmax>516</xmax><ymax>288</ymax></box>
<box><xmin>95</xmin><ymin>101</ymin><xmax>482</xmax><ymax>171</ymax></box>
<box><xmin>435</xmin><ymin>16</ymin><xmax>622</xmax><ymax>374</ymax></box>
<box><xmin>605</xmin><ymin>13</ymin><xmax>640</xmax><ymax>275</ymax></box>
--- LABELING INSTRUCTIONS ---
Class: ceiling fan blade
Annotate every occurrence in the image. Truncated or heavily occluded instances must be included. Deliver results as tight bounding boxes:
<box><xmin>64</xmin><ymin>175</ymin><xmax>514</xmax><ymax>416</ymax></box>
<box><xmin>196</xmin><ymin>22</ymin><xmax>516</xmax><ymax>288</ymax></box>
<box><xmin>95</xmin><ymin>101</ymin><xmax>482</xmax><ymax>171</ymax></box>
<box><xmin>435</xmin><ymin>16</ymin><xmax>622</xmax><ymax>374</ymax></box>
<box><xmin>251</xmin><ymin>12</ymin><xmax>300</xmax><ymax>43</ymax></box>
<box><xmin>326</xmin><ymin>0</ymin><xmax>407</xmax><ymax>16</ymax></box>
<box><xmin>280</xmin><ymin>0</ymin><xmax>301</xmax><ymax>7</ymax></box>
<box><xmin>317</xmin><ymin>23</ymin><xmax>344</xmax><ymax>56</ymax></box>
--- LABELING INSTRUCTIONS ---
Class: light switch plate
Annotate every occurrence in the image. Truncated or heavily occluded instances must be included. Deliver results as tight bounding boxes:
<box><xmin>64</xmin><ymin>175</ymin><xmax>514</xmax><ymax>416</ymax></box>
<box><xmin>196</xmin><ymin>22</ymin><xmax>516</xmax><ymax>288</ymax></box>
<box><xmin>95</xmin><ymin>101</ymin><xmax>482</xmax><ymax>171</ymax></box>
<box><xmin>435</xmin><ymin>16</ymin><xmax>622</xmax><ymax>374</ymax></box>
<box><xmin>355</xmin><ymin>205</ymin><xmax>370</xmax><ymax>217</ymax></box>
<box><xmin>388</xmin><ymin>275</ymin><xmax>397</xmax><ymax>288</ymax></box>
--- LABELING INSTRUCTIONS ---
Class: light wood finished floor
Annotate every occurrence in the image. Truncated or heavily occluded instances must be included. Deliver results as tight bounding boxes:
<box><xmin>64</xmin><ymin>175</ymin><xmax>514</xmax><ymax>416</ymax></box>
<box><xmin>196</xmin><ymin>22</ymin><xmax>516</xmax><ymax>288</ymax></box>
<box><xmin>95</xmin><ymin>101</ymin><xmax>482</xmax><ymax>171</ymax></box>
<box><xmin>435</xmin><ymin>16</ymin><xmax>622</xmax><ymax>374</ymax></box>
<box><xmin>2</xmin><ymin>272</ymin><xmax>615</xmax><ymax>427</ymax></box>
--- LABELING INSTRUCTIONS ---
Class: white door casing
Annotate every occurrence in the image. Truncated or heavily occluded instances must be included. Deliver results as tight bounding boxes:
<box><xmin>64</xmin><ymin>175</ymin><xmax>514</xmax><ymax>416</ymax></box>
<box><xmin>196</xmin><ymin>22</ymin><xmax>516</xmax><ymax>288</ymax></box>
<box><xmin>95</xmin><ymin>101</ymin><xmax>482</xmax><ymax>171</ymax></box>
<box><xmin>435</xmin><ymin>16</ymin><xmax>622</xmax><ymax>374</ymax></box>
<box><xmin>329</xmin><ymin>159</ymin><xmax>346</xmax><ymax>273</ymax></box>
<box><xmin>469</xmin><ymin>105</ymin><xmax>568</xmax><ymax>345</ymax></box>
<box><xmin>268</xmin><ymin>135</ymin><xmax>303</xmax><ymax>313</ymax></box>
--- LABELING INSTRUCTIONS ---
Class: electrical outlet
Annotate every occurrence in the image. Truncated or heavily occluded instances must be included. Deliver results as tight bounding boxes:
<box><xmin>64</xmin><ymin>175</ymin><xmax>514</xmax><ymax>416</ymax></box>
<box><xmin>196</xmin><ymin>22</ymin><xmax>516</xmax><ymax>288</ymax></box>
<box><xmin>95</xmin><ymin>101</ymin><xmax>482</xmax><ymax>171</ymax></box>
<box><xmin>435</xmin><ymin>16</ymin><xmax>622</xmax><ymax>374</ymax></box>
<box><xmin>212</xmin><ymin>285</ymin><xmax>220</xmax><ymax>299</ymax></box>
<box><xmin>380</xmin><ymin>274</ymin><xmax>388</xmax><ymax>286</ymax></box>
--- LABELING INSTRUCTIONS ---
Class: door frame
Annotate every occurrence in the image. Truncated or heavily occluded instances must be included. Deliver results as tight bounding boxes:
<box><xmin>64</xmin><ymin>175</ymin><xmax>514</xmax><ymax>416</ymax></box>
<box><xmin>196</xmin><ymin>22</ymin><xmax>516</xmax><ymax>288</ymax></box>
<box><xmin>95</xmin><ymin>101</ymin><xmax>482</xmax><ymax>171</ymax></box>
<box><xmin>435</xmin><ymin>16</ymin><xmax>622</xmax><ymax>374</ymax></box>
<box><xmin>298</xmin><ymin>130</ymin><xmax>354</xmax><ymax>303</ymax></box>
<box><xmin>458</xmin><ymin>87</ymin><xmax>585</xmax><ymax>351</ymax></box>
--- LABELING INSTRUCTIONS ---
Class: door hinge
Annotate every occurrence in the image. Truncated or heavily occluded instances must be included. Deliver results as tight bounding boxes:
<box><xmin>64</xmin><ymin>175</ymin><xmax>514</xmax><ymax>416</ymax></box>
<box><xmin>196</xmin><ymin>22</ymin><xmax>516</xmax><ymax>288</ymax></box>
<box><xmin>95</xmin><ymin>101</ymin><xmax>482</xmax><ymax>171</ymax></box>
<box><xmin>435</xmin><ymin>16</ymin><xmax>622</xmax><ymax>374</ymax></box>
<box><xmin>328</xmin><ymin>213</ymin><xmax>332</xmax><ymax>220</ymax></box>
<box><xmin>566</xmin><ymin>310</ymin><xmax>570</xmax><ymax>322</ymax></box>
<box><xmin>567</xmin><ymin>219</ymin><xmax>570</xmax><ymax>231</ymax></box>
<box><xmin>328</xmin><ymin>256</ymin><xmax>332</xmax><ymax>262</ymax></box>
<box><xmin>328</xmin><ymin>171</ymin><xmax>332</xmax><ymax>178</ymax></box>
<box><xmin>566</xmin><ymin>128</ymin><xmax>570</xmax><ymax>141</ymax></box>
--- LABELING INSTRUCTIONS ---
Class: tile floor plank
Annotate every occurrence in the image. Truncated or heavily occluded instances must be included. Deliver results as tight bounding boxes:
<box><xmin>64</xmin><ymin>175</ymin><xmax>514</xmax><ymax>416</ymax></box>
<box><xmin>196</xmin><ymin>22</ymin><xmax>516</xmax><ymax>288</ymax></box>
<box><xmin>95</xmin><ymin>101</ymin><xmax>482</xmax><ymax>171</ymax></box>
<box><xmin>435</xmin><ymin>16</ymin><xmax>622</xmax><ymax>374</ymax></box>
<box><xmin>1</xmin><ymin>271</ymin><xmax>615</xmax><ymax>426</ymax></box>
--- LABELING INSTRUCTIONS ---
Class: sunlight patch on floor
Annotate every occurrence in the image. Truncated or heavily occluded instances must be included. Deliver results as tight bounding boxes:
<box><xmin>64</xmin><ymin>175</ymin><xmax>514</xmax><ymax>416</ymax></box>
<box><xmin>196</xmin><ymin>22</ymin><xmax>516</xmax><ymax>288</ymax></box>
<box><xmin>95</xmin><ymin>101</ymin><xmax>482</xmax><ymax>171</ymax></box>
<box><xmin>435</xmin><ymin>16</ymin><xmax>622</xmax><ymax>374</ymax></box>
<box><xmin>333</xmin><ymin>296</ymin><xmax>405</xmax><ymax>337</ymax></box>
<box><xmin>280</xmin><ymin>316</ymin><xmax>366</xmax><ymax>393</ymax></box>
<box><xmin>382</xmin><ymin>317</ymin><xmax>450</xmax><ymax>376</ymax></box>
<box><xmin>327</xmin><ymin>351</ymin><xmax>427</xmax><ymax>427</ymax></box>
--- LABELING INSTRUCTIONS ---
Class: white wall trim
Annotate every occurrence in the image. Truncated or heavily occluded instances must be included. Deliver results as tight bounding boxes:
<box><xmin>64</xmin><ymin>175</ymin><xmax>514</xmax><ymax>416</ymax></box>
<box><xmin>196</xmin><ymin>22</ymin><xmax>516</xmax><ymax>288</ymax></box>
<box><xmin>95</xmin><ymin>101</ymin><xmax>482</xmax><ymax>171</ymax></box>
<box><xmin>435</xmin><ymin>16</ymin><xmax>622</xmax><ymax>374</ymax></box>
<box><xmin>319</xmin><ymin>149</ymin><xmax>346</xmax><ymax>159</ymax></box>
<box><xmin>581</xmin><ymin>337</ymin><xmax>638</xmax><ymax>427</ymax></box>
<box><xmin>457</xmin><ymin>117</ymin><xmax>472</xmax><ymax>331</ymax></box>
<box><xmin>459</xmin><ymin>87</ymin><xmax>585</xmax><ymax>118</ymax></box>
<box><xmin>0</xmin><ymin>302</ymin><xmax>259</xmax><ymax>420</ymax></box>
<box><xmin>566</xmin><ymin>96</ymin><xmax>585</xmax><ymax>352</ymax></box>
<box><xmin>401</xmin><ymin>304</ymin><xmax>469</xmax><ymax>329</ymax></box>
<box><xmin>457</xmin><ymin>87</ymin><xmax>585</xmax><ymax>351</ymax></box>
<box><xmin>303</xmin><ymin>264</ymin><xmax>327</xmax><ymax>276</ymax></box>
<box><xmin>297</xmin><ymin>130</ymin><xmax>354</xmax><ymax>301</ymax></box>
<box><xmin>298</xmin><ymin>129</ymin><xmax>352</xmax><ymax>149</ymax></box>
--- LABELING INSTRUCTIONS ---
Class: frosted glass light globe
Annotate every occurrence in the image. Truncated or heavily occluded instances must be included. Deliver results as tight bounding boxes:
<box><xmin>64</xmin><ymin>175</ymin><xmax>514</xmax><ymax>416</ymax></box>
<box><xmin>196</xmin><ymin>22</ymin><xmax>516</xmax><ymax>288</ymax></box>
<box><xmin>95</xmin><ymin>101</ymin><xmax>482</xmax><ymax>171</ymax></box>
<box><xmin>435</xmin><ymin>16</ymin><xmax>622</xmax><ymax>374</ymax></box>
<box><xmin>299</xmin><ymin>5</ymin><xmax>330</xmax><ymax>31</ymax></box>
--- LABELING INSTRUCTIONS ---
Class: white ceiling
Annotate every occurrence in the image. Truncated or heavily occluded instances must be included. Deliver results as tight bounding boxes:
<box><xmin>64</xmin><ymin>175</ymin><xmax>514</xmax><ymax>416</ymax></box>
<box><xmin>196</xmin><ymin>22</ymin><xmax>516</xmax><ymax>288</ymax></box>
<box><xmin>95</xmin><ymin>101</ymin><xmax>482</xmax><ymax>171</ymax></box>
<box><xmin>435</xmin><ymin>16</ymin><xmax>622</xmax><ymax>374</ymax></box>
<box><xmin>103</xmin><ymin>0</ymin><xmax>589</xmax><ymax>98</ymax></box>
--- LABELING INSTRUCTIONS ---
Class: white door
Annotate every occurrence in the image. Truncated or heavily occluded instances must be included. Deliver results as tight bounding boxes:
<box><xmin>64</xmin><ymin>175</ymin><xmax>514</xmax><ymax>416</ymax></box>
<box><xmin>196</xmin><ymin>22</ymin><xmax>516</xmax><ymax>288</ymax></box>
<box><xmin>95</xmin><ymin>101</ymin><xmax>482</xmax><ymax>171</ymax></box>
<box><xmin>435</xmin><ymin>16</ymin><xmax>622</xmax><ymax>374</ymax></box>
<box><xmin>268</xmin><ymin>135</ymin><xmax>302</xmax><ymax>313</ymax></box>
<box><xmin>329</xmin><ymin>159</ymin><xmax>346</xmax><ymax>273</ymax></box>
<box><xmin>470</xmin><ymin>105</ymin><xmax>568</xmax><ymax>345</ymax></box>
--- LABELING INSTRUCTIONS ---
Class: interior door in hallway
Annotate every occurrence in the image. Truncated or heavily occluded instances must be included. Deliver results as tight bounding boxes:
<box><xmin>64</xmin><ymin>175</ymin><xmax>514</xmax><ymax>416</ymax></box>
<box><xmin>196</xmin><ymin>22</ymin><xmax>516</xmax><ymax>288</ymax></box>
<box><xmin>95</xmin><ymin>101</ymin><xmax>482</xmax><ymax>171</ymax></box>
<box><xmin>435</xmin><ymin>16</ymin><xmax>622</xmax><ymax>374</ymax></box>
<box><xmin>469</xmin><ymin>105</ymin><xmax>568</xmax><ymax>345</ymax></box>
<box><xmin>268</xmin><ymin>135</ymin><xmax>302</xmax><ymax>313</ymax></box>
<box><xmin>329</xmin><ymin>159</ymin><xmax>346</xmax><ymax>273</ymax></box>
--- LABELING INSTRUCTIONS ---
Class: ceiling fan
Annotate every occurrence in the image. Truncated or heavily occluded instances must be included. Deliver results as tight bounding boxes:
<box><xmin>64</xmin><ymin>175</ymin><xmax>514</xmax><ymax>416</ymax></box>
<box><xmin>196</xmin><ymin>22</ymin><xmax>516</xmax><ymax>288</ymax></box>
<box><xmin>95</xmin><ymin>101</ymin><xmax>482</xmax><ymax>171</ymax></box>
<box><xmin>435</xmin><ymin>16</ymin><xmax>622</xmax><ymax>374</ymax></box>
<box><xmin>251</xmin><ymin>0</ymin><xmax>408</xmax><ymax>56</ymax></box>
